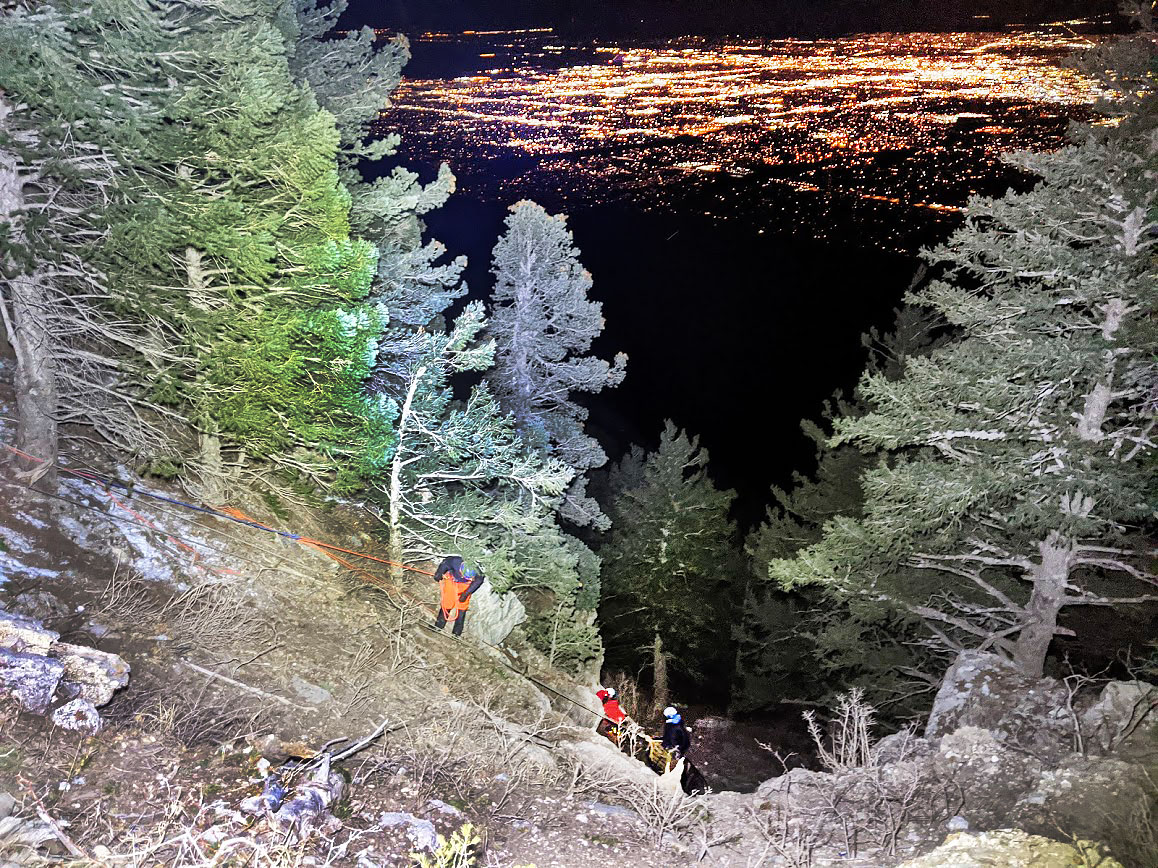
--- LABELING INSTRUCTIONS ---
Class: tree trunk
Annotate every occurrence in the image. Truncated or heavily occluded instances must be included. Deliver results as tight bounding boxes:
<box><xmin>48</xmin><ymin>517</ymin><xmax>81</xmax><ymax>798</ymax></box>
<box><xmin>651</xmin><ymin>633</ymin><xmax>669</xmax><ymax>716</ymax></box>
<box><xmin>1012</xmin><ymin>531</ymin><xmax>1071</xmax><ymax>677</ymax></box>
<box><xmin>196</xmin><ymin>431</ymin><xmax>227</xmax><ymax>505</ymax></box>
<box><xmin>8</xmin><ymin>272</ymin><xmax>58</xmax><ymax>485</ymax></box>
<box><xmin>387</xmin><ymin>365</ymin><xmax>424</xmax><ymax>582</ymax></box>
<box><xmin>0</xmin><ymin>119</ymin><xmax>57</xmax><ymax>486</ymax></box>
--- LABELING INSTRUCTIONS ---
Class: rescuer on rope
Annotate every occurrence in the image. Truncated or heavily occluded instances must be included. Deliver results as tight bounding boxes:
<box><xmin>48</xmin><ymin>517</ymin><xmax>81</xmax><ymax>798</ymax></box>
<box><xmin>432</xmin><ymin>555</ymin><xmax>485</xmax><ymax>636</ymax></box>
<box><xmin>596</xmin><ymin>687</ymin><xmax>628</xmax><ymax>739</ymax></box>
<box><xmin>662</xmin><ymin>705</ymin><xmax>691</xmax><ymax>758</ymax></box>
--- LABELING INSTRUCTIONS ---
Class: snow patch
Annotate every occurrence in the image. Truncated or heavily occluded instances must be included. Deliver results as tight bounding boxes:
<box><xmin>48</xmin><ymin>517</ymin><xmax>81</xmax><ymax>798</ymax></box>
<box><xmin>56</xmin><ymin>514</ymin><xmax>97</xmax><ymax>550</ymax></box>
<box><xmin>13</xmin><ymin>511</ymin><xmax>48</xmax><ymax>530</ymax></box>
<box><xmin>0</xmin><ymin>552</ymin><xmax>61</xmax><ymax>584</ymax></box>
<box><xmin>0</xmin><ymin>528</ymin><xmax>37</xmax><ymax>554</ymax></box>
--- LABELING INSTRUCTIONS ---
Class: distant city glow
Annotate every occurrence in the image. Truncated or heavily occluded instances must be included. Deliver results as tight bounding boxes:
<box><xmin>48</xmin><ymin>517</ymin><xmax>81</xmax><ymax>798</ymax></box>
<box><xmin>384</xmin><ymin>28</ymin><xmax>1104</xmax><ymax>246</ymax></box>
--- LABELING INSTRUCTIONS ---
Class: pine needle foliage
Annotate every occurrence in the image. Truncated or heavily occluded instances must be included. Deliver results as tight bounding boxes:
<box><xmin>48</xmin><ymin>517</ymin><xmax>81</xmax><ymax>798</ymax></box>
<box><xmin>599</xmin><ymin>421</ymin><xmax>741</xmax><ymax>693</ymax></box>
<box><xmin>769</xmin><ymin>30</ymin><xmax>1158</xmax><ymax>678</ymax></box>
<box><xmin>95</xmin><ymin>0</ymin><xmax>394</xmax><ymax>494</ymax></box>
<box><xmin>0</xmin><ymin>0</ymin><xmax>179</xmax><ymax>468</ymax></box>
<box><xmin>486</xmin><ymin>200</ymin><xmax>627</xmax><ymax>529</ymax></box>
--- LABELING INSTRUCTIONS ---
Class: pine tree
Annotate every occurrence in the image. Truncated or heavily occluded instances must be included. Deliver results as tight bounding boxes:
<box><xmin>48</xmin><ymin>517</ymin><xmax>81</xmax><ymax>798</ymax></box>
<box><xmin>770</xmin><ymin>38</ymin><xmax>1158</xmax><ymax>678</ymax></box>
<box><xmin>735</xmin><ymin>306</ymin><xmax>948</xmax><ymax>714</ymax></box>
<box><xmin>0</xmin><ymin>0</ymin><xmax>177</xmax><ymax>479</ymax></box>
<box><xmin>287</xmin><ymin>0</ymin><xmax>466</xmax><ymax>334</ymax></box>
<box><xmin>100</xmin><ymin>0</ymin><xmax>391</xmax><ymax>499</ymax></box>
<box><xmin>486</xmin><ymin>200</ymin><xmax>627</xmax><ymax>529</ymax></box>
<box><xmin>283</xmin><ymin>3</ymin><xmax>603</xmax><ymax>665</ymax></box>
<box><xmin>376</xmin><ymin>302</ymin><xmax>572</xmax><ymax>563</ymax></box>
<box><xmin>598</xmin><ymin>421</ymin><xmax>740</xmax><ymax>694</ymax></box>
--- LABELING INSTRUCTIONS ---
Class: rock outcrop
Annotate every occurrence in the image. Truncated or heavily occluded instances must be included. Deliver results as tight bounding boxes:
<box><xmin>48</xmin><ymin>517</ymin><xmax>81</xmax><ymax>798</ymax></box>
<box><xmin>896</xmin><ymin>829</ymin><xmax>1121</xmax><ymax>868</ymax></box>
<box><xmin>925</xmin><ymin>651</ymin><xmax>1071</xmax><ymax>760</ymax></box>
<box><xmin>697</xmin><ymin>651</ymin><xmax>1157</xmax><ymax>867</ymax></box>
<box><xmin>0</xmin><ymin>608</ymin><xmax>129</xmax><ymax>732</ymax></box>
<box><xmin>1079</xmin><ymin>679</ymin><xmax>1158</xmax><ymax>760</ymax></box>
<box><xmin>466</xmin><ymin>582</ymin><xmax>526</xmax><ymax>646</ymax></box>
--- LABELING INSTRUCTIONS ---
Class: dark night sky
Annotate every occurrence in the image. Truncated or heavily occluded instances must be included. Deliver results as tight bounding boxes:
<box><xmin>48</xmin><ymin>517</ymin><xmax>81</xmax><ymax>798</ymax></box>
<box><xmin>347</xmin><ymin>0</ymin><xmax>1117</xmax><ymax>528</ymax></box>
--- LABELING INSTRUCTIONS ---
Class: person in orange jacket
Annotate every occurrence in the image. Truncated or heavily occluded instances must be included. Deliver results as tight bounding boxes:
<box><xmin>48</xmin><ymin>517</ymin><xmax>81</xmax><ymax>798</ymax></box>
<box><xmin>432</xmin><ymin>555</ymin><xmax>484</xmax><ymax>637</ymax></box>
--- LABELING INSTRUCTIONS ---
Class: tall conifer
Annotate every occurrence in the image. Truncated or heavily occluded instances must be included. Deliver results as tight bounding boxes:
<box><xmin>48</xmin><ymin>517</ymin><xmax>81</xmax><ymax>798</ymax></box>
<box><xmin>486</xmin><ymin>200</ymin><xmax>627</xmax><ymax>529</ymax></box>
<box><xmin>599</xmin><ymin>421</ymin><xmax>740</xmax><ymax>693</ymax></box>
<box><xmin>770</xmin><ymin>35</ymin><xmax>1158</xmax><ymax>677</ymax></box>
<box><xmin>0</xmin><ymin>0</ymin><xmax>176</xmax><ymax>478</ymax></box>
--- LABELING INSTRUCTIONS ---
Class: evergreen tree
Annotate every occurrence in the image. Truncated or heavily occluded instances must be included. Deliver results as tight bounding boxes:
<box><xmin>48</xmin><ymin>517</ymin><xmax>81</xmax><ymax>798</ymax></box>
<box><xmin>598</xmin><ymin>421</ymin><xmax>740</xmax><ymax>696</ymax></box>
<box><xmin>101</xmin><ymin>0</ymin><xmax>391</xmax><ymax>499</ymax></box>
<box><xmin>284</xmin><ymin>2</ymin><xmax>602</xmax><ymax>666</ymax></box>
<box><xmin>0</xmin><ymin>0</ymin><xmax>176</xmax><ymax>479</ymax></box>
<box><xmin>288</xmin><ymin>0</ymin><xmax>466</xmax><ymax>335</ymax></box>
<box><xmin>770</xmin><ymin>39</ymin><xmax>1158</xmax><ymax>677</ymax></box>
<box><xmin>375</xmin><ymin>300</ymin><xmax>600</xmax><ymax>667</ymax></box>
<box><xmin>376</xmin><ymin>301</ymin><xmax>572</xmax><ymax>566</ymax></box>
<box><xmin>735</xmin><ymin>305</ymin><xmax>948</xmax><ymax>715</ymax></box>
<box><xmin>486</xmin><ymin>200</ymin><xmax>627</xmax><ymax>529</ymax></box>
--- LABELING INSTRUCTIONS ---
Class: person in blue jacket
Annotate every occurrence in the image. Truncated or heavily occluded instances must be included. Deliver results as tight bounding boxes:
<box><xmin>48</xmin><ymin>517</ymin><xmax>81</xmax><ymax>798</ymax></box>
<box><xmin>661</xmin><ymin>706</ymin><xmax>691</xmax><ymax>758</ymax></box>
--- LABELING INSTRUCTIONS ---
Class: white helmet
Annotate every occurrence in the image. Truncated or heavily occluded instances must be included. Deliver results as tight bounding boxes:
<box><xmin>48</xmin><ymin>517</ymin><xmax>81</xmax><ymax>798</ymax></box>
<box><xmin>604</xmin><ymin>687</ymin><xmax>617</xmax><ymax>699</ymax></box>
<box><xmin>663</xmin><ymin>706</ymin><xmax>678</xmax><ymax>720</ymax></box>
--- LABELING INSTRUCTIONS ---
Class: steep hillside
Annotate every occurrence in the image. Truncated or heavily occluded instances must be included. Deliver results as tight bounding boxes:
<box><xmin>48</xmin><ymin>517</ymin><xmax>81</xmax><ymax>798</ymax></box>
<box><xmin>0</xmin><ymin>372</ymin><xmax>695</xmax><ymax>866</ymax></box>
<box><xmin>2</xmin><ymin>367</ymin><xmax>1157</xmax><ymax>867</ymax></box>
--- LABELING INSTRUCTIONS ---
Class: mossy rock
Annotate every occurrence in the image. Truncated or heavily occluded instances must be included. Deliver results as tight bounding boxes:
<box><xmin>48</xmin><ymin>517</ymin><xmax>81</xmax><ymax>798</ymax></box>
<box><xmin>898</xmin><ymin>829</ymin><xmax>1121</xmax><ymax>867</ymax></box>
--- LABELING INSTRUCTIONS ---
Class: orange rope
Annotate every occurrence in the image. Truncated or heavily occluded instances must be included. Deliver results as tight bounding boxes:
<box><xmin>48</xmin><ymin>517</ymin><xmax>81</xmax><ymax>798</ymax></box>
<box><xmin>2</xmin><ymin>441</ymin><xmax>436</xmax><ymax>581</ymax></box>
<box><xmin>214</xmin><ymin>507</ymin><xmax>439</xmax><ymax>614</ymax></box>
<box><xmin>299</xmin><ymin>537</ymin><xmax>434</xmax><ymax>577</ymax></box>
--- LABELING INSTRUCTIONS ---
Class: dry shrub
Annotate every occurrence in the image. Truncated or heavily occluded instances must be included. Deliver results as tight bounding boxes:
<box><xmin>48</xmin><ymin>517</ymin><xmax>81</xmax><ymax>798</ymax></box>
<box><xmin>804</xmin><ymin>687</ymin><xmax>877</xmax><ymax>771</ymax></box>
<box><xmin>103</xmin><ymin>678</ymin><xmax>265</xmax><ymax>748</ymax></box>
<box><xmin>358</xmin><ymin>689</ymin><xmax>566</xmax><ymax>806</ymax></box>
<box><xmin>95</xmin><ymin>565</ymin><xmax>165</xmax><ymax>624</ymax></box>
<box><xmin>161</xmin><ymin>581</ymin><xmax>268</xmax><ymax>651</ymax></box>
<box><xmin>566</xmin><ymin>762</ymin><xmax>704</xmax><ymax>846</ymax></box>
<box><xmin>96</xmin><ymin>566</ymin><xmax>268</xmax><ymax>652</ymax></box>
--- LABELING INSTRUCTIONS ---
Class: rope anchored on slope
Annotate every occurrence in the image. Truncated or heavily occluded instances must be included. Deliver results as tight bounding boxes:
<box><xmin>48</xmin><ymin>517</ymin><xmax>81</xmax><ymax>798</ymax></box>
<box><xmin>2</xmin><ymin>439</ymin><xmax>708</xmax><ymax>790</ymax></box>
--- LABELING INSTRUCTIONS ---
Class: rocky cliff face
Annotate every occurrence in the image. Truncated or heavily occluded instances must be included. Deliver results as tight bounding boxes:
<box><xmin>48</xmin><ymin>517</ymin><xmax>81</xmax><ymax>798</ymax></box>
<box><xmin>695</xmin><ymin>651</ymin><xmax>1156</xmax><ymax>867</ymax></box>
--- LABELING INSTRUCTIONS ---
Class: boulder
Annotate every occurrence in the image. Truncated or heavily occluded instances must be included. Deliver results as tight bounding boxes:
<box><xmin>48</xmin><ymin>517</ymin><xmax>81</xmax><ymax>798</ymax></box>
<box><xmin>0</xmin><ymin>649</ymin><xmax>65</xmax><ymax>715</ymax></box>
<box><xmin>51</xmin><ymin>698</ymin><xmax>102</xmax><ymax>734</ymax></box>
<box><xmin>931</xmin><ymin>726</ymin><xmax>1043</xmax><ymax>830</ymax></box>
<box><xmin>466</xmin><ymin>583</ymin><xmax>526</xmax><ymax>646</ymax></box>
<box><xmin>0</xmin><ymin>610</ymin><xmax>58</xmax><ymax>657</ymax></box>
<box><xmin>52</xmin><ymin>642</ymin><xmax>130</xmax><ymax>706</ymax></box>
<box><xmin>561</xmin><ymin>730</ymin><xmax>670</xmax><ymax>793</ymax></box>
<box><xmin>1011</xmin><ymin>753</ymin><xmax>1153</xmax><ymax>856</ymax></box>
<box><xmin>1078</xmin><ymin>680</ymin><xmax>1158</xmax><ymax>758</ymax></box>
<box><xmin>925</xmin><ymin>651</ymin><xmax>1070</xmax><ymax>759</ymax></box>
<box><xmin>897</xmin><ymin>829</ymin><xmax>1121</xmax><ymax>867</ymax></box>
<box><xmin>0</xmin><ymin>608</ymin><xmax>128</xmax><ymax>723</ymax></box>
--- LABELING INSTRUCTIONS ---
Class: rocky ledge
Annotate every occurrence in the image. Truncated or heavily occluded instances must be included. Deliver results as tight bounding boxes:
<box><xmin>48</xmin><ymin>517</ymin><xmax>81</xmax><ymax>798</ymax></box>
<box><xmin>0</xmin><ymin>608</ymin><xmax>129</xmax><ymax>733</ymax></box>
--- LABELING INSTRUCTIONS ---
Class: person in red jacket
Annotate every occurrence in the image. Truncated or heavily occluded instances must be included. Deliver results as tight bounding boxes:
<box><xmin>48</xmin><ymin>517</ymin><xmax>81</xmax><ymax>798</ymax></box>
<box><xmin>596</xmin><ymin>687</ymin><xmax>627</xmax><ymax>739</ymax></box>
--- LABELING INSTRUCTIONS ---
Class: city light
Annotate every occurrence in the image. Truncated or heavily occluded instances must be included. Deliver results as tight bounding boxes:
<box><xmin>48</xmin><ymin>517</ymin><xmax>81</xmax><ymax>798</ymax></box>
<box><xmin>382</xmin><ymin>29</ymin><xmax>1104</xmax><ymax>245</ymax></box>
